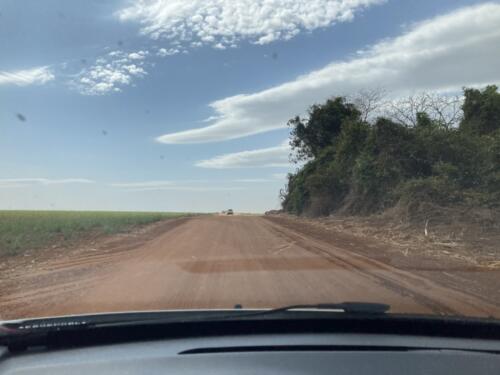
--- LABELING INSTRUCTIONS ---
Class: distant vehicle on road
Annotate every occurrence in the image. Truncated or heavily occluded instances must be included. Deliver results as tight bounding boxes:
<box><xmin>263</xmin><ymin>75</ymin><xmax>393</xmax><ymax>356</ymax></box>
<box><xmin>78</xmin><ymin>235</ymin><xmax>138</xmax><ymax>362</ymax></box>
<box><xmin>226</xmin><ymin>209</ymin><xmax>234</xmax><ymax>215</ymax></box>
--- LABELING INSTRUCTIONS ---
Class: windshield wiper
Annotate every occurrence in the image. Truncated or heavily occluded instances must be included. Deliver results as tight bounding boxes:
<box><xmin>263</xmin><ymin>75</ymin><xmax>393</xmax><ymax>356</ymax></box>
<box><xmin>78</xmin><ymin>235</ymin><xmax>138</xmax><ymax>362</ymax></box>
<box><xmin>1</xmin><ymin>302</ymin><xmax>390</xmax><ymax>331</ymax></box>
<box><xmin>209</xmin><ymin>302</ymin><xmax>390</xmax><ymax>320</ymax></box>
<box><xmin>83</xmin><ymin>302</ymin><xmax>390</xmax><ymax>327</ymax></box>
<box><xmin>0</xmin><ymin>302</ymin><xmax>390</xmax><ymax>339</ymax></box>
<box><xmin>0</xmin><ymin>302</ymin><xmax>389</xmax><ymax>347</ymax></box>
<box><xmin>255</xmin><ymin>302</ymin><xmax>390</xmax><ymax>314</ymax></box>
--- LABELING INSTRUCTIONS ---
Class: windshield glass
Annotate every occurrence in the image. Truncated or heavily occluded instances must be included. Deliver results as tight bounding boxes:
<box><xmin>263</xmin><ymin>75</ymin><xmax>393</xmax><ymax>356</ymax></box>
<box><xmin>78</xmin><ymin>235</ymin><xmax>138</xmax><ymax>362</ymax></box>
<box><xmin>1</xmin><ymin>0</ymin><xmax>499</xmax><ymax>322</ymax></box>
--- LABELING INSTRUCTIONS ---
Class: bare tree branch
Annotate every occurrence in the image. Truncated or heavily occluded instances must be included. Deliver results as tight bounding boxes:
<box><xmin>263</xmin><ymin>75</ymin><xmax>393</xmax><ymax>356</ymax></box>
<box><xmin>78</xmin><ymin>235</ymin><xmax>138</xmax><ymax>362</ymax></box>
<box><xmin>385</xmin><ymin>92</ymin><xmax>463</xmax><ymax>128</ymax></box>
<box><xmin>349</xmin><ymin>88</ymin><xmax>387</xmax><ymax>123</ymax></box>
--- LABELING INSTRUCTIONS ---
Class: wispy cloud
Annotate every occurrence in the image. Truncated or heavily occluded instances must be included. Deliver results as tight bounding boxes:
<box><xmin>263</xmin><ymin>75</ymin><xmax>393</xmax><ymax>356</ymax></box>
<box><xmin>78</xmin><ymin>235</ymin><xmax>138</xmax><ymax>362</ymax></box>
<box><xmin>156</xmin><ymin>3</ymin><xmax>500</xmax><ymax>144</ymax></box>
<box><xmin>0</xmin><ymin>66</ymin><xmax>54</xmax><ymax>86</ymax></box>
<box><xmin>233</xmin><ymin>178</ymin><xmax>272</xmax><ymax>183</ymax></box>
<box><xmin>117</xmin><ymin>0</ymin><xmax>384</xmax><ymax>51</ymax></box>
<box><xmin>271</xmin><ymin>173</ymin><xmax>289</xmax><ymax>180</ymax></box>
<box><xmin>74</xmin><ymin>50</ymin><xmax>149</xmax><ymax>95</ymax></box>
<box><xmin>109</xmin><ymin>180</ymin><xmax>174</xmax><ymax>189</ymax></box>
<box><xmin>0</xmin><ymin>178</ymin><xmax>95</xmax><ymax>188</ymax></box>
<box><xmin>123</xmin><ymin>186</ymin><xmax>245</xmax><ymax>192</ymax></box>
<box><xmin>196</xmin><ymin>141</ymin><xmax>291</xmax><ymax>168</ymax></box>
<box><xmin>109</xmin><ymin>180</ymin><xmax>245</xmax><ymax>192</ymax></box>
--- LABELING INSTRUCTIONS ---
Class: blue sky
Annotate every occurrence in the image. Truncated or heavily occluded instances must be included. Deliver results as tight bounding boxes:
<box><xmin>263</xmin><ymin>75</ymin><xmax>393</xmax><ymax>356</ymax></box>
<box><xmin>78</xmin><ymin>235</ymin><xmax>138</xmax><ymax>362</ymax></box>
<box><xmin>1</xmin><ymin>0</ymin><xmax>499</xmax><ymax>212</ymax></box>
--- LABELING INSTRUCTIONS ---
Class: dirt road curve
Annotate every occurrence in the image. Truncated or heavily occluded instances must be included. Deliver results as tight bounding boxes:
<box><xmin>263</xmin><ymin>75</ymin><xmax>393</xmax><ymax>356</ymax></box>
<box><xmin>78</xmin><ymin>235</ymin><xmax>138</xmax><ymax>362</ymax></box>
<box><xmin>1</xmin><ymin>215</ymin><xmax>499</xmax><ymax>319</ymax></box>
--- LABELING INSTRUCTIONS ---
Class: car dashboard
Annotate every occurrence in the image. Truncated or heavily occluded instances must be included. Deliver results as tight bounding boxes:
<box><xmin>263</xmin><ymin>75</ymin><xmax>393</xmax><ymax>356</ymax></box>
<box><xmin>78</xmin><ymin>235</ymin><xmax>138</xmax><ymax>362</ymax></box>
<box><xmin>1</xmin><ymin>333</ymin><xmax>499</xmax><ymax>374</ymax></box>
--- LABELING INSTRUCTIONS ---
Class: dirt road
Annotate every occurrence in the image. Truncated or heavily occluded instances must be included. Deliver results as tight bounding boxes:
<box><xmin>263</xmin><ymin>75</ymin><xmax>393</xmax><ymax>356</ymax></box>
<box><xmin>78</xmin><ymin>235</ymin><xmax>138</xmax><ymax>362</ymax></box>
<box><xmin>1</xmin><ymin>215</ymin><xmax>499</xmax><ymax>320</ymax></box>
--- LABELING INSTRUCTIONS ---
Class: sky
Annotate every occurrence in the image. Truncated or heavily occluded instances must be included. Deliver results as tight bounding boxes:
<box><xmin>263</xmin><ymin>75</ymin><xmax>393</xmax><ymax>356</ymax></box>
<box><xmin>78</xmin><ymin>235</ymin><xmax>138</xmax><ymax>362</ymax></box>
<box><xmin>1</xmin><ymin>0</ymin><xmax>499</xmax><ymax>213</ymax></box>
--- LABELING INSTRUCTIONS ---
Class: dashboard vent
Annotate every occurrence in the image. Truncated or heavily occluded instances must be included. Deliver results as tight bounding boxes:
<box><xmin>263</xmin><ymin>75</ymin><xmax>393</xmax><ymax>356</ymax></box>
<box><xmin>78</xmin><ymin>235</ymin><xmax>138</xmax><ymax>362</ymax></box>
<box><xmin>179</xmin><ymin>345</ymin><xmax>416</xmax><ymax>355</ymax></box>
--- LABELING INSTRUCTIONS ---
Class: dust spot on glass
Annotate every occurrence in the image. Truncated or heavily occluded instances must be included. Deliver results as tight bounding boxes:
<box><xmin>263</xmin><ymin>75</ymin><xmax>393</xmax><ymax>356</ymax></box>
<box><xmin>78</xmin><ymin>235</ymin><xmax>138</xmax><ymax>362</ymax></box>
<box><xmin>80</xmin><ymin>58</ymin><xmax>87</xmax><ymax>65</ymax></box>
<box><xmin>117</xmin><ymin>40</ymin><xmax>124</xmax><ymax>47</ymax></box>
<box><xmin>57</xmin><ymin>11</ymin><xmax>66</xmax><ymax>20</ymax></box>
<box><xmin>145</xmin><ymin>109</ymin><xmax>150</xmax><ymax>115</ymax></box>
<box><xmin>16</xmin><ymin>113</ymin><xmax>27</xmax><ymax>122</ymax></box>
<box><xmin>160</xmin><ymin>155</ymin><xmax>165</xmax><ymax>160</ymax></box>
<box><xmin>102</xmin><ymin>130</ymin><xmax>108</xmax><ymax>136</ymax></box>
<box><xmin>272</xmin><ymin>52</ymin><xmax>278</xmax><ymax>60</ymax></box>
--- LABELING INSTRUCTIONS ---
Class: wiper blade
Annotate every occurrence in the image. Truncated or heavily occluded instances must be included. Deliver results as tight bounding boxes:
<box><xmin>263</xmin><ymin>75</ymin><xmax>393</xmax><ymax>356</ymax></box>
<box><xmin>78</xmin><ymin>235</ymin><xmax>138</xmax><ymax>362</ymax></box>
<box><xmin>0</xmin><ymin>302</ymin><xmax>389</xmax><ymax>348</ymax></box>
<box><xmin>211</xmin><ymin>302</ymin><xmax>390</xmax><ymax>320</ymax></box>
<box><xmin>269</xmin><ymin>302</ymin><xmax>390</xmax><ymax>314</ymax></box>
<box><xmin>1</xmin><ymin>302</ymin><xmax>390</xmax><ymax>332</ymax></box>
<box><xmin>84</xmin><ymin>302</ymin><xmax>390</xmax><ymax>327</ymax></box>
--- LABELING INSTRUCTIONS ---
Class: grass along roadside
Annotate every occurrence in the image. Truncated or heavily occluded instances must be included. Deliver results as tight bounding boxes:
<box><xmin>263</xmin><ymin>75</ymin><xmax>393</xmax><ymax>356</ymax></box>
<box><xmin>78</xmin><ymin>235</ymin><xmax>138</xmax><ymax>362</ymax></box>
<box><xmin>0</xmin><ymin>211</ymin><xmax>190</xmax><ymax>257</ymax></box>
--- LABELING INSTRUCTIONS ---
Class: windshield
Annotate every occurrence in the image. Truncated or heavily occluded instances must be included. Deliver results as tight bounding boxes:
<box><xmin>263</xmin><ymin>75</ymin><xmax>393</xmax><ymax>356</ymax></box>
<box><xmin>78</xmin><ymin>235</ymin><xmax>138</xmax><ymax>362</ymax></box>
<box><xmin>1</xmin><ymin>0</ymin><xmax>499</xmax><ymax>323</ymax></box>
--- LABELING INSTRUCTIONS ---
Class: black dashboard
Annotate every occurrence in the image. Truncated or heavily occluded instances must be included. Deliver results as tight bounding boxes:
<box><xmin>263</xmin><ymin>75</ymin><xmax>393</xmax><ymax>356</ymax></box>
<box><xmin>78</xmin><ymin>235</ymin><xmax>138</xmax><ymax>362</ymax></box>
<box><xmin>1</xmin><ymin>333</ymin><xmax>499</xmax><ymax>374</ymax></box>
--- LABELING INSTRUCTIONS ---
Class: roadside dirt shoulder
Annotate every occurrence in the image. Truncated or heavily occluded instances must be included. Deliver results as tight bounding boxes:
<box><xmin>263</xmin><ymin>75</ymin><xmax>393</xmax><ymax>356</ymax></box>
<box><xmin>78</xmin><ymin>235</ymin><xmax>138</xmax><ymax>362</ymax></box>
<box><xmin>0</xmin><ymin>217</ymin><xmax>193</xmax><ymax>320</ymax></box>
<box><xmin>263</xmin><ymin>215</ymin><xmax>500</xmax><ymax>306</ymax></box>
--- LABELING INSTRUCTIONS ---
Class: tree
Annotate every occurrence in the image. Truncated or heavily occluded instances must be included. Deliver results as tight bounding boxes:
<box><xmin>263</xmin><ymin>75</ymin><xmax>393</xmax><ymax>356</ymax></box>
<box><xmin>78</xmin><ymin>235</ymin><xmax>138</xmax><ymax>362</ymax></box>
<box><xmin>460</xmin><ymin>85</ymin><xmax>500</xmax><ymax>135</ymax></box>
<box><xmin>288</xmin><ymin>97</ymin><xmax>361</xmax><ymax>162</ymax></box>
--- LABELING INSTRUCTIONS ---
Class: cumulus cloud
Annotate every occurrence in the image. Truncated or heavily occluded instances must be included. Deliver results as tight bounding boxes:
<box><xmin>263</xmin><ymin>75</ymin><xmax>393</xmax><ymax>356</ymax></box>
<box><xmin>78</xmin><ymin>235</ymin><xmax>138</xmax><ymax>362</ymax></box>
<box><xmin>128</xmin><ymin>50</ymin><xmax>149</xmax><ymax>60</ymax></box>
<box><xmin>196</xmin><ymin>141</ymin><xmax>291</xmax><ymax>168</ymax></box>
<box><xmin>0</xmin><ymin>178</ymin><xmax>95</xmax><ymax>188</ymax></box>
<box><xmin>157</xmin><ymin>3</ymin><xmax>500</xmax><ymax>144</ymax></box>
<box><xmin>157</xmin><ymin>47</ymin><xmax>181</xmax><ymax>57</ymax></box>
<box><xmin>117</xmin><ymin>0</ymin><xmax>383</xmax><ymax>49</ymax></box>
<box><xmin>0</xmin><ymin>66</ymin><xmax>54</xmax><ymax>86</ymax></box>
<box><xmin>75</xmin><ymin>50</ymin><xmax>148</xmax><ymax>95</ymax></box>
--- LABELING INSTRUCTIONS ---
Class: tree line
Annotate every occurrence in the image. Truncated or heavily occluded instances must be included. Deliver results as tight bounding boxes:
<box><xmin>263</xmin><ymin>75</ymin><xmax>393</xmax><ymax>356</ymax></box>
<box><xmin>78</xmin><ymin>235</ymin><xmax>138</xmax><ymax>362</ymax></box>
<box><xmin>281</xmin><ymin>85</ymin><xmax>500</xmax><ymax>218</ymax></box>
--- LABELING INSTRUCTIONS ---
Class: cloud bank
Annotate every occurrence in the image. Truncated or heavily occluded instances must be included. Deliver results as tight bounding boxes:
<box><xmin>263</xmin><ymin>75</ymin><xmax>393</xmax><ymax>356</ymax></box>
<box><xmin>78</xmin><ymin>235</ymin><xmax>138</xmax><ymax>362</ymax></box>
<box><xmin>0</xmin><ymin>66</ymin><xmax>54</xmax><ymax>86</ymax></box>
<box><xmin>118</xmin><ymin>0</ymin><xmax>383</xmax><ymax>51</ymax></box>
<box><xmin>157</xmin><ymin>3</ymin><xmax>500</xmax><ymax>144</ymax></box>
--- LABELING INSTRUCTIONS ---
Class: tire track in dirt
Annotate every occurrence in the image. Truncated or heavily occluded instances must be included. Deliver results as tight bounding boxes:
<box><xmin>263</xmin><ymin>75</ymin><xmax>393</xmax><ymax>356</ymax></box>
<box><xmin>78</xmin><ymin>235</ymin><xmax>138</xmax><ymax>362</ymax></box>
<box><xmin>266</xmin><ymin>217</ymin><xmax>500</xmax><ymax>316</ymax></box>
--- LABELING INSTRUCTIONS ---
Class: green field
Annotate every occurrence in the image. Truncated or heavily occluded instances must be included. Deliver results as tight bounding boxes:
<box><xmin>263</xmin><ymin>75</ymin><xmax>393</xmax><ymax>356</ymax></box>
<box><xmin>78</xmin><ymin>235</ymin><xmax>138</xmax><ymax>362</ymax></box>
<box><xmin>0</xmin><ymin>211</ymin><xmax>188</xmax><ymax>257</ymax></box>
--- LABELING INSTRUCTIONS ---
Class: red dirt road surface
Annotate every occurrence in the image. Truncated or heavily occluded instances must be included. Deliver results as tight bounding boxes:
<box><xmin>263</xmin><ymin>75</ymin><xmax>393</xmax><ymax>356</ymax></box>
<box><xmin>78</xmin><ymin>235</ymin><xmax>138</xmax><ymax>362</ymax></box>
<box><xmin>1</xmin><ymin>215</ymin><xmax>499</xmax><ymax>320</ymax></box>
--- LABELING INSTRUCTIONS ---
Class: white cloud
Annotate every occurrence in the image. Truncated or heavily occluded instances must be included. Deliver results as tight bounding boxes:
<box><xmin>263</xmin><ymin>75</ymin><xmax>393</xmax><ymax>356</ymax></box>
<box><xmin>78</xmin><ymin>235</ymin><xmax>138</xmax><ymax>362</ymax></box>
<box><xmin>272</xmin><ymin>172</ymin><xmax>289</xmax><ymax>180</ymax></box>
<box><xmin>157</xmin><ymin>3</ymin><xmax>500</xmax><ymax>144</ymax></box>
<box><xmin>0</xmin><ymin>66</ymin><xmax>54</xmax><ymax>86</ymax></box>
<box><xmin>109</xmin><ymin>180</ymin><xmax>245</xmax><ymax>192</ymax></box>
<box><xmin>75</xmin><ymin>50</ymin><xmax>149</xmax><ymax>95</ymax></box>
<box><xmin>109</xmin><ymin>180</ymin><xmax>174</xmax><ymax>188</ymax></box>
<box><xmin>233</xmin><ymin>178</ymin><xmax>271</xmax><ymax>183</ymax></box>
<box><xmin>0</xmin><ymin>178</ymin><xmax>95</xmax><ymax>188</ymax></box>
<box><xmin>124</xmin><ymin>186</ymin><xmax>245</xmax><ymax>192</ymax></box>
<box><xmin>128</xmin><ymin>50</ymin><xmax>149</xmax><ymax>60</ymax></box>
<box><xmin>196</xmin><ymin>141</ymin><xmax>291</xmax><ymax>168</ymax></box>
<box><xmin>157</xmin><ymin>47</ymin><xmax>181</xmax><ymax>57</ymax></box>
<box><xmin>117</xmin><ymin>0</ymin><xmax>384</xmax><ymax>49</ymax></box>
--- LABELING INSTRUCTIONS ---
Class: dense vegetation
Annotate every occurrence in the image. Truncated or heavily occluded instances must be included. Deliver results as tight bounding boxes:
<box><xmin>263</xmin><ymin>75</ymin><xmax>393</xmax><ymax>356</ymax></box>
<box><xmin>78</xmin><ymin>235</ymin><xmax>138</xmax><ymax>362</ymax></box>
<box><xmin>281</xmin><ymin>86</ymin><xmax>500</xmax><ymax>219</ymax></box>
<box><xmin>0</xmin><ymin>211</ymin><xmax>187</xmax><ymax>256</ymax></box>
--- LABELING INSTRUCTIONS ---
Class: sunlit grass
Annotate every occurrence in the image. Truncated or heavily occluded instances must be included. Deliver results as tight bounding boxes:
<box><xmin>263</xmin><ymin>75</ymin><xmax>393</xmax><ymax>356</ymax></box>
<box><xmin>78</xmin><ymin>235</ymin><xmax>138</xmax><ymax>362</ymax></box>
<box><xmin>0</xmin><ymin>211</ymin><xmax>189</xmax><ymax>257</ymax></box>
